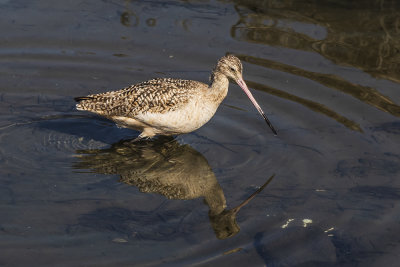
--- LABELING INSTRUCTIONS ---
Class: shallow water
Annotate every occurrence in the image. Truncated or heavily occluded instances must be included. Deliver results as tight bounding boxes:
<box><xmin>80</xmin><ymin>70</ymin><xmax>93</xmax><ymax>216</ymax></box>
<box><xmin>1</xmin><ymin>0</ymin><xmax>400</xmax><ymax>266</ymax></box>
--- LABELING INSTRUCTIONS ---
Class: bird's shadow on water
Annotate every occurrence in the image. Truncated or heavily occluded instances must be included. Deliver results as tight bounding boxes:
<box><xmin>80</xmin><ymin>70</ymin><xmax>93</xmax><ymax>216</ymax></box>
<box><xmin>71</xmin><ymin>136</ymin><xmax>275</xmax><ymax>240</ymax></box>
<box><xmin>36</xmin><ymin>113</ymin><xmax>138</xmax><ymax>144</ymax></box>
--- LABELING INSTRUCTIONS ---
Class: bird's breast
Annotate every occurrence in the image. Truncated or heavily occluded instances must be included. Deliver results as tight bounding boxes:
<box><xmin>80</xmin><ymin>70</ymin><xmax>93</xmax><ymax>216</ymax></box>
<box><xmin>135</xmin><ymin>97</ymin><xmax>219</xmax><ymax>135</ymax></box>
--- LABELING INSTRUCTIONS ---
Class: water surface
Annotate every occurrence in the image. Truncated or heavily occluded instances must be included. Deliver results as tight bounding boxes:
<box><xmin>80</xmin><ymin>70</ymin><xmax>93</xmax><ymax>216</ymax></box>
<box><xmin>1</xmin><ymin>0</ymin><xmax>400</xmax><ymax>266</ymax></box>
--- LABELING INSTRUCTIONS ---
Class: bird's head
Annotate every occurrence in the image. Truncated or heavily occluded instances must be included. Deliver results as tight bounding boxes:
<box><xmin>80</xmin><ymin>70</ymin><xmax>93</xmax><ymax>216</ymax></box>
<box><xmin>214</xmin><ymin>54</ymin><xmax>244</xmax><ymax>83</ymax></box>
<box><xmin>214</xmin><ymin>54</ymin><xmax>278</xmax><ymax>136</ymax></box>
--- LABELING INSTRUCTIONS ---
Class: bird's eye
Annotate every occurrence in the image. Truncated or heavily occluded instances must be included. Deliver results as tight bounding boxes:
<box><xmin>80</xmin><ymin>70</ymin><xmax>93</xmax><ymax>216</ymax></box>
<box><xmin>230</xmin><ymin>67</ymin><xmax>235</xmax><ymax>71</ymax></box>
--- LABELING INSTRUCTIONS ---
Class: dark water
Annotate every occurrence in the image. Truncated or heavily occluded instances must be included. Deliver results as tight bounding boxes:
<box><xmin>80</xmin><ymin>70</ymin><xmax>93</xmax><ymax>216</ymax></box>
<box><xmin>1</xmin><ymin>0</ymin><xmax>400</xmax><ymax>266</ymax></box>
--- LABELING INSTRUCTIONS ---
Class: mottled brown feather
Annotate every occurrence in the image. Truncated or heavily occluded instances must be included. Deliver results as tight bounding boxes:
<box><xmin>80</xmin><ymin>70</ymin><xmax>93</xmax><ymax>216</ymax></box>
<box><xmin>76</xmin><ymin>78</ymin><xmax>206</xmax><ymax>117</ymax></box>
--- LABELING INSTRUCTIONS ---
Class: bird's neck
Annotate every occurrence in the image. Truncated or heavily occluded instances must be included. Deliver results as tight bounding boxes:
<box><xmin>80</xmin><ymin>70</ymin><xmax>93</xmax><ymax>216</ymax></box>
<box><xmin>208</xmin><ymin>71</ymin><xmax>229</xmax><ymax>104</ymax></box>
<box><xmin>204</xmin><ymin>182</ymin><xmax>227</xmax><ymax>216</ymax></box>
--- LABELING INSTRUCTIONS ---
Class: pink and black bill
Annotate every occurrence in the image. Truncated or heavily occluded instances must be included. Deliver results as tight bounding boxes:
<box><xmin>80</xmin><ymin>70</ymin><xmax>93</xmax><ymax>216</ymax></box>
<box><xmin>236</xmin><ymin>78</ymin><xmax>278</xmax><ymax>136</ymax></box>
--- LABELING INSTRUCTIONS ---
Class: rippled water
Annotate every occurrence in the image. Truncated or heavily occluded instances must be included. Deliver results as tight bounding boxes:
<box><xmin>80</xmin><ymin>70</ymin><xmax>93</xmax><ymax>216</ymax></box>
<box><xmin>1</xmin><ymin>1</ymin><xmax>400</xmax><ymax>266</ymax></box>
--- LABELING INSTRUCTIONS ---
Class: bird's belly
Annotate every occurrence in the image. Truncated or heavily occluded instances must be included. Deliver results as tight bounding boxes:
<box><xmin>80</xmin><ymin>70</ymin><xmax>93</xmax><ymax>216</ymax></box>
<box><xmin>135</xmin><ymin>100</ymin><xmax>218</xmax><ymax>135</ymax></box>
<box><xmin>111</xmin><ymin>116</ymin><xmax>148</xmax><ymax>131</ymax></box>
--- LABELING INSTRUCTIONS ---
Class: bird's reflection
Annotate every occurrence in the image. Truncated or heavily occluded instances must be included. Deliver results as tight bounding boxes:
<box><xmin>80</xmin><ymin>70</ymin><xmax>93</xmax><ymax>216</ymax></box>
<box><xmin>74</xmin><ymin>137</ymin><xmax>273</xmax><ymax>239</ymax></box>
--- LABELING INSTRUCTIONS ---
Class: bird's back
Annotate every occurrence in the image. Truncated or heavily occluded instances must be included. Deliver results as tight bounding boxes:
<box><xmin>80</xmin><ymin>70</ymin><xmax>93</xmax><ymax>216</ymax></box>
<box><xmin>75</xmin><ymin>78</ymin><xmax>207</xmax><ymax>117</ymax></box>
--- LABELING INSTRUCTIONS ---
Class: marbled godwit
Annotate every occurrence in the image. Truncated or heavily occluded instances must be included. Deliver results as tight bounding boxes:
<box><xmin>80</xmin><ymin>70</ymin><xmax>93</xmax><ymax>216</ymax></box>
<box><xmin>74</xmin><ymin>55</ymin><xmax>277</xmax><ymax>139</ymax></box>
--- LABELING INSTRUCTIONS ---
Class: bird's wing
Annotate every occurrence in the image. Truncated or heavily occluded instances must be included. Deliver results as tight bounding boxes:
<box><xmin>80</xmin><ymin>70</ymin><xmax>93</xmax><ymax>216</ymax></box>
<box><xmin>75</xmin><ymin>78</ymin><xmax>206</xmax><ymax>117</ymax></box>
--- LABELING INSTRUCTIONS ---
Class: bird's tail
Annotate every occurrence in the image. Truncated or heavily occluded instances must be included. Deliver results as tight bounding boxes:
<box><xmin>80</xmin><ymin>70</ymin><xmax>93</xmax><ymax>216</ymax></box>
<box><xmin>74</xmin><ymin>96</ymin><xmax>94</xmax><ymax>111</ymax></box>
<box><xmin>74</xmin><ymin>96</ymin><xmax>93</xmax><ymax>102</ymax></box>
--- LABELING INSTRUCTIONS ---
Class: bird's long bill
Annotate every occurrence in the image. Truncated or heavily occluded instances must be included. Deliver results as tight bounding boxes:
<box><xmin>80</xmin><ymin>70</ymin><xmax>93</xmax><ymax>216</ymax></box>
<box><xmin>236</xmin><ymin>78</ymin><xmax>278</xmax><ymax>135</ymax></box>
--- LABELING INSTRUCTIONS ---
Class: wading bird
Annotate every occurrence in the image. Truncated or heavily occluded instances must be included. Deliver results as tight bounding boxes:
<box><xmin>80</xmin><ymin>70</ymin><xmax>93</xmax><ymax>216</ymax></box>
<box><xmin>75</xmin><ymin>55</ymin><xmax>277</xmax><ymax>140</ymax></box>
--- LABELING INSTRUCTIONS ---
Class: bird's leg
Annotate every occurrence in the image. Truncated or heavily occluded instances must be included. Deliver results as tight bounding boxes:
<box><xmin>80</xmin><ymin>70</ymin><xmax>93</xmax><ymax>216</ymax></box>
<box><xmin>131</xmin><ymin>136</ymin><xmax>143</xmax><ymax>143</ymax></box>
<box><xmin>130</xmin><ymin>133</ymin><xmax>146</xmax><ymax>143</ymax></box>
<box><xmin>130</xmin><ymin>132</ymin><xmax>154</xmax><ymax>143</ymax></box>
